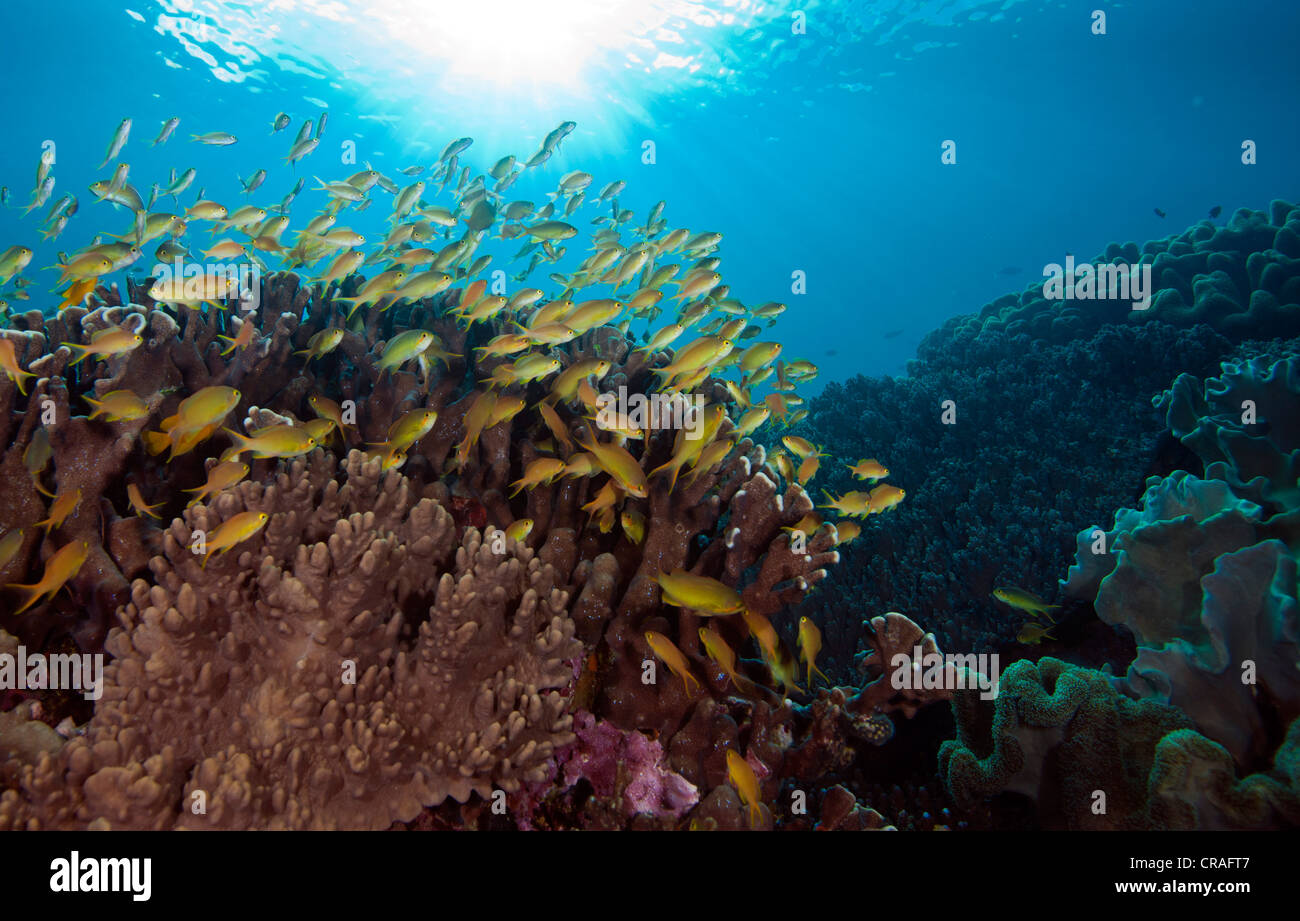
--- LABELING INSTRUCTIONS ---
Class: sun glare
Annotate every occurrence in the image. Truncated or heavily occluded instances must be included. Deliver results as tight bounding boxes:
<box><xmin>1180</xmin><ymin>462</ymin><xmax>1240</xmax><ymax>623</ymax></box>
<box><xmin>369</xmin><ymin>0</ymin><xmax>659</xmax><ymax>88</ymax></box>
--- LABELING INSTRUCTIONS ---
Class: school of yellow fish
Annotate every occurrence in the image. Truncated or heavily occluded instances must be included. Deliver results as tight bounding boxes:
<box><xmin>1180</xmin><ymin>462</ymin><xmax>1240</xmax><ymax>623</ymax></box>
<box><xmin>0</xmin><ymin>115</ymin><xmax>923</xmax><ymax>821</ymax></box>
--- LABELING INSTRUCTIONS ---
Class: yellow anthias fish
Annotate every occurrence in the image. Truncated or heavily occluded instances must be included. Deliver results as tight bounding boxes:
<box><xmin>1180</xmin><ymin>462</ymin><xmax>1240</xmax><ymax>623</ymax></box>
<box><xmin>737</xmin><ymin>341</ymin><xmax>782</xmax><ymax>372</ymax></box>
<box><xmin>846</xmin><ymin>458</ymin><xmax>889</xmax><ymax>481</ymax></box>
<box><xmin>184</xmin><ymin>460</ymin><xmax>249</xmax><ymax>508</ymax></box>
<box><xmin>993</xmin><ymin>586</ymin><xmax>1061</xmax><ymax>620</ymax></box>
<box><xmin>200</xmin><ymin>511</ymin><xmax>269</xmax><ymax>568</ymax></box>
<box><xmin>144</xmin><ymin>386</ymin><xmax>241</xmax><ymax>459</ymax></box>
<box><xmin>61</xmin><ymin>327</ymin><xmax>143</xmax><ymax>365</ymax></box>
<box><xmin>781</xmin><ymin>436</ymin><xmax>823</xmax><ymax>460</ymax></box>
<box><xmin>767</xmin><ymin>643</ymin><xmax>806</xmax><ymax>697</ymax></box>
<box><xmin>55</xmin><ymin>277</ymin><xmax>98</xmax><ymax>312</ymax></box>
<box><xmin>217</xmin><ymin>319</ymin><xmax>258</xmax><ymax>356</ymax></box>
<box><xmin>23</xmin><ymin>426</ymin><xmax>54</xmax><ymax>497</ymax></box>
<box><xmin>529</xmin><ymin>299</ymin><xmax>573</xmax><ymax>327</ymax></box>
<box><xmin>308</xmin><ymin>395</ymin><xmax>349</xmax><ymax>434</ymax></box>
<box><xmin>655</xmin><ymin>569</ymin><xmax>744</xmax><ymax>616</ymax></box>
<box><xmin>35</xmin><ymin>488</ymin><xmax>82</xmax><ymax>534</ymax></box>
<box><xmin>636</xmin><ymin>323</ymin><xmax>685</xmax><ymax>354</ymax></box>
<box><xmin>644</xmin><ymin>630</ymin><xmax>700</xmax><ymax>696</ymax></box>
<box><xmin>741</xmin><ymin>608</ymin><xmax>781</xmax><ymax>665</ymax></box>
<box><xmin>867</xmin><ymin>484</ymin><xmax>905</xmax><ymax>515</ymax></box>
<box><xmin>1017</xmin><ymin>622</ymin><xmax>1056</xmax><ymax>645</ymax></box>
<box><xmin>504</xmin><ymin>519</ymin><xmax>534</xmax><ymax>543</ymax></box>
<box><xmin>581</xmin><ymin>480</ymin><xmax>620</xmax><ymax>519</ymax></box>
<box><xmin>337</xmin><ymin>269</ymin><xmax>407</xmax><ymax>318</ymax></box>
<box><xmin>375</xmin><ymin>329</ymin><xmax>433</xmax><ymax>374</ymax></box>
<box><xmin>224</xmin><ymin>425</ymin><xmax>317</xmax><ymax>459</ymax></box>
<box><xmin>475</xmin><ymin>333</ymin><xmax>533</xmax><ymax>359</ymax></box>
<box><xmin>725</xmin><ymin>749</ymin><xmax>764</xmax><ymax>829</ymax></box>
<box><xmin>698</xmin><ymin>625</ymin><xmax>754</xmax><ymax>694</ymax></box>
<box><xmin>796</xmin><ymin>455</ymin><xmax>819</xmax><ymax>485</ymax></box>
<box><xmin>126</xmin><ymin>483</ymin><xmax>164</xmax><ymax>519</ymax></box>
<box><xmin>147</xmin><ymin>272</ymin><xmax>237</xmax><ymax>308</ymax></box>
<box><xmin>652</xmin><ymin>337</ymin><xmax>733</xmax><ymax>386</ymax></box>
<box><xmin>819</xmin><ymin>489</ymin><xmax>872</xmax><ymax>517</ymax></box>
<box><xmin>7</xmin><ymin>540</ymin><xmax>89</xmax><ymax>614</ymax></box>
<box><xmin>0</xmin><ymin>337</ymin><xmax>37</xmax><ymax>394</ymax></box>
<box><xmin>563</xmin><ymin>452</ymin><xmax>598</xmax><ymax>479</ymax></box>
<box><xmin>0</xmin><ymin>529</ymin><xmax>24</xmax><ymax>570</ymax></box>
<box><xmin>487</xmin><ymin>394</ymin><xmax>526</xmax><ymax>428</ymax></box>
<box><xmin>620</xmin><ymin>508</ymin><xmax>646</xmax><ymax>544</ymax></box>
<box><xmin>0</xmin><ymin>245</ymin><xmax>35</xmax><ymax>285</ymax></box>
<box><xmin>681</xmin><ymin>438</ymin><xmax>734</xmax><ymax>488</ymax></box>
<box><xmin>488</xmin><ymin>354</ymin><xmax>562</xmax><ymax>389</ymax></box>
<box><xmin>831</xmin><ymin>520</ymin><xmax>861</xmax><ymax>546</ymax></box>
<box><xmin>563</xmin><ymin>298</ymin><xmax>624</xmax><ymax>333</ymax></box>
<box><xmin>548</xmin><ymin>359</ymin><xmax>611</xmax><ymax>404</ymax></box>
<box><xmin>176</xmin><ymin>386</ymin><xmax>242</xmax><ymax>430</ymax></box>
<box><xmin>797</xmin><ymin>617</ymin><xmax>831</xmax><ymax>688</ymax></box>
<box><xmin>534</xmin><ymin>400</ymin><xmax>573</xmax><ymax>454</ymax></box>
<box><xmin>294</xmin><ymin>328</ymin><xmax>345</xmax><ymax>364</ymax></box>
<box><xmin>459</xmin><ymin>295</ymin><xmax>509</xmax><ymax>326</ymax></box>
<box><xmin>302</xmin><ymin>418</ymin><xmax>335</xmax><ymax>444</ymax></box>
<box><xmin>83</xmin><ymin>388</ymin><xmax>149</xmax><ymax>422</ymax></box>
<box><xmin>382</xmin><ymin>408</ymin><xmax>438</xmax><ymax>453</ymax></box>
<box><xmin>578</xmin><ymin>427</ymin><xmax>649</xmax><ymax>498</ymax></box>
<box><xmin>454</xmin><ymin>393</ymin><xmax>497</xmax><ymax>466</ymax></box>
<box><xmin>508</xmin><ymin>457</ymin><xmax>567</xmax><ymax>497</ymax></box>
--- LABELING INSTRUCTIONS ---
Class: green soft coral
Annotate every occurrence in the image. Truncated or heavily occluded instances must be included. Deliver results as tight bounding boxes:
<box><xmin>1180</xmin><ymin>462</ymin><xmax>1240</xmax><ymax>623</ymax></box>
<box><xmin>938</xmin><ymin>657</ymin><xmax>1191</xmax><ymax>830</ymax></box>
<box><xmin>940</xmin><ymin>657</ymin><xmax>1300</xmax><ymax>829</ymax></box>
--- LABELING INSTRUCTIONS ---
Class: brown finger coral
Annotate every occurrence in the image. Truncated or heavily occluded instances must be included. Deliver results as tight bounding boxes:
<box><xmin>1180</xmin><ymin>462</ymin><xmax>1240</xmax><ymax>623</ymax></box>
<box><xmin>0</xmin><ymin>449</ymin><xmax>581</xmax><ymax>829</ymax></box>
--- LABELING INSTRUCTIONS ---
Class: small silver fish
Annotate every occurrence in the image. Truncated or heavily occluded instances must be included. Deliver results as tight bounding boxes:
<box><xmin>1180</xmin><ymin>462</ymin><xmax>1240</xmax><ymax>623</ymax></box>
<box><xmin>152</xmin><ymin>117</ymin><xmax>180</xmax><ymax>146</ymax></box>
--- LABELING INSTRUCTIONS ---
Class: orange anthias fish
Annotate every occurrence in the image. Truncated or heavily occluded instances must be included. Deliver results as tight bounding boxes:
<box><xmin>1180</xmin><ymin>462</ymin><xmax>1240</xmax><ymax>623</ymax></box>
<box><xmin>644</xmin><ymin>630</ymin><xmax>700</xmax><ymax>695</ymax></box>
<box><xmin>698</xmin><ymin>625</ymin><xmax>754</xmax><ymax>693</ymax></box>
<box><xmin>725</xmin><ymin>749</ymin><xmax>764</xmax><ymax>829</ymax></box>
<box><xmin>993</xmin><ymin>586</ymin><xmax>1061</xmax><ymax>620</ymax></box>
<box><xmin>35</xmin><ymin>488</ymin><xmax>82</xmax><ymax>534</ymax></box>
<box><xmin>200</xmin><ymin>511</ymin><xmax>269</xmax><ymax>568</ymax></box>
<box><xmin>867</xmin><ymin>484</ymin><xmax>905</xmax><ymax>515</ymax></box>
<box><xmin>127</xmin><ymin>483</ymin><xmax>165</xmax><ymax>518</ymax></box>
<box><xmin>798</xmin><ymin>616</ymin><xmax>831</xmax><ymax>688</ymax></box>
<box><xmin>0</xmin><ymin>337</ymin><xmax>36</xmax><ymax>395</ymax></box>
<box><xmin>6</xmin><ymin>540</ymin><xmax>90</xmax><ymax>614</ymax></box>
<box><xmin>217</xmin><ymin>318</ymin><xmax>258</xmax><ymax>355</ymax></box>
<box><xmin>1017</xmin><ymin>622</ymin><xmax>1056</xmax><ymax>645</ymax></box>
<box><xmin>845</xmin><ymin>458</ymin><xmax>889</xmax><ymax>482</ymax></box>
<box><xmin>655</xmin><ymin>569</ymin><xmax>744</xmax><ymax>616</ymax></box>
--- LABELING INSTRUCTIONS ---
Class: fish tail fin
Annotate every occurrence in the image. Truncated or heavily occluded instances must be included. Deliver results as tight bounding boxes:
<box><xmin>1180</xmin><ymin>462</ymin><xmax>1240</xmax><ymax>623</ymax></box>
<box><xmin>8</xmin><ymin>582</ymin><xmax>46</xmax><ymax>615</ymax></box>
<box><xmin>10</xmin><ymin>369</ymin><xmax>34</xmax><ymax>395</ymax></box>
<box><xmin>221</xmin><ymin>428</ymin><xmax>250</xmax><ymax>453</ymax></box>
<box><xmin>60</xmin><ymin>342</ymin><xmax>89</xmax><ymax>365</ymax></box>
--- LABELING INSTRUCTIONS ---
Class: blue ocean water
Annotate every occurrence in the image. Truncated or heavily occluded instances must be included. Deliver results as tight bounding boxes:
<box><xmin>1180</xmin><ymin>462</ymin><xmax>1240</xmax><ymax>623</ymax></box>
<box><xmin>1</xmin><ymin>0</ymin><xmax>1298</xmax><ymax>385</ymax></box>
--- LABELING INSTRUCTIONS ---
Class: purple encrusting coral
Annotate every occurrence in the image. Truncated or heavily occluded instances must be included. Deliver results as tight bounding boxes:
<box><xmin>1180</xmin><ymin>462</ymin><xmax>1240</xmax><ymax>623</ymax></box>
<box><xmin>559</xmin><ymin>711</ymin><xmax>698</xmax><ymax>820</ymax></box>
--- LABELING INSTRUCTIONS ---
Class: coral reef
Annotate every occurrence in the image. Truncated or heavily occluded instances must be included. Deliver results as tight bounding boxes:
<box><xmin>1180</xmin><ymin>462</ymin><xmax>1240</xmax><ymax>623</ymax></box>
<box><xmin>2</xmin><ymin>251</ymin><xmax>942</xmax><ymax>829</ymax></box>
<box><xmin>939</xmin><ymin>657</ymin><xmax>1300</xmax><ymax>829</ymax></box>
<box><xmin>1</xmin><ymin>451</ymin><xmax>581</xmax><ymax>829</ymax></box>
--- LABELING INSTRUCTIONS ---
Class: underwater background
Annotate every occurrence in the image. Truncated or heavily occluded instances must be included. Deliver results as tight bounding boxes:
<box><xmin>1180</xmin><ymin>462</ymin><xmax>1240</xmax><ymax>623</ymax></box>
<box><xmin>0</xmin><ymin>0</ymin><xmax>1298</xmax><ymax>831</ymax></box>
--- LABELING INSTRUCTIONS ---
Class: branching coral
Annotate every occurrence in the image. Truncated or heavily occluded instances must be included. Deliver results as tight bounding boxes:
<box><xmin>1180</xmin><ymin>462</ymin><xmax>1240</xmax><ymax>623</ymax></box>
<box><xmin>0</xmin><ymin>450</ymin><xmax>581</xmax><ymax>829</ymax></box>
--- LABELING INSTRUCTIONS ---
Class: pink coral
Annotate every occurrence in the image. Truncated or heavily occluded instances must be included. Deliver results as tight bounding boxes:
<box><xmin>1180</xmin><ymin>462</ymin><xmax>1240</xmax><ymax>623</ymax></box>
<box><xmin>561</xmin><ymin>711</ymin><xmax>698</xmax><ymax>820</ymax></box>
